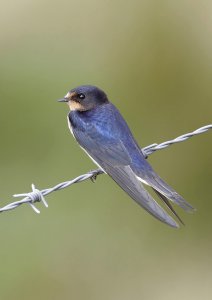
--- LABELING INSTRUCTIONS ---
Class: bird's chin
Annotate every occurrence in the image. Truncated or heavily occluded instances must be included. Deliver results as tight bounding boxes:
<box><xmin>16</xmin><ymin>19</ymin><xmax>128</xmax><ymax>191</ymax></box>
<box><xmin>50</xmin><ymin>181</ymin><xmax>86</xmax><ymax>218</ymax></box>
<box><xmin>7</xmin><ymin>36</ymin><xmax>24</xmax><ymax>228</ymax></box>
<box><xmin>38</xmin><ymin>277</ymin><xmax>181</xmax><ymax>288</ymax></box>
<box><xmin>68</xmin><ymin>100</ymin><xmax>85</xmax><ymax>112</ymax></box>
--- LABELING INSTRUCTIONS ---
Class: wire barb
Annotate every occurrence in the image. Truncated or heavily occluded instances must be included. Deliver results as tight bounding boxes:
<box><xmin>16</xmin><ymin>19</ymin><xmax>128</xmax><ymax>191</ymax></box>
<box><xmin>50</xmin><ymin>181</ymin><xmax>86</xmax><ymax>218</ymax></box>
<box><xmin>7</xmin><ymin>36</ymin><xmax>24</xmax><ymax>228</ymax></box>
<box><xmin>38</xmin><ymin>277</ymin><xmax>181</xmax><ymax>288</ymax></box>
<box><xmin>0</xmin><ymin>124</ymin><xmax>211</xmax><ymax>214</ymax></box>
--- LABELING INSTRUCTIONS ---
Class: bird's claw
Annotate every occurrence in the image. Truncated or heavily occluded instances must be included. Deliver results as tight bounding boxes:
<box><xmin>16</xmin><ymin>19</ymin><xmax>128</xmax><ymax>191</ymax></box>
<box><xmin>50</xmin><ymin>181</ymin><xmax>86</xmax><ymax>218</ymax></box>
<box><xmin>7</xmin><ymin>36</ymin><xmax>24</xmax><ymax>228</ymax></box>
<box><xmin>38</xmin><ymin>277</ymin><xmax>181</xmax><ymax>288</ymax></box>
<box><xmin>90</xmin><ymin>173</ymin><xmax>98</xmax><ymax>183</ymax></box>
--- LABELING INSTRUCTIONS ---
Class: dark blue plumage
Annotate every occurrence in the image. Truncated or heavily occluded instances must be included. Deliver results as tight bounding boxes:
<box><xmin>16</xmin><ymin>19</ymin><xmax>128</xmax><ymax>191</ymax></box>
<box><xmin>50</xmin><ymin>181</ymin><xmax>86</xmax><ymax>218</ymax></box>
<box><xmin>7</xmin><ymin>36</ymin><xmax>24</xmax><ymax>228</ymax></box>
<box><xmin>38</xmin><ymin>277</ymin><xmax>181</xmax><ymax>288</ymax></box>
<box><xmin>59</xmin><ymin>85</ymin><xmax>194</xmax><ymax>228</ymax></box>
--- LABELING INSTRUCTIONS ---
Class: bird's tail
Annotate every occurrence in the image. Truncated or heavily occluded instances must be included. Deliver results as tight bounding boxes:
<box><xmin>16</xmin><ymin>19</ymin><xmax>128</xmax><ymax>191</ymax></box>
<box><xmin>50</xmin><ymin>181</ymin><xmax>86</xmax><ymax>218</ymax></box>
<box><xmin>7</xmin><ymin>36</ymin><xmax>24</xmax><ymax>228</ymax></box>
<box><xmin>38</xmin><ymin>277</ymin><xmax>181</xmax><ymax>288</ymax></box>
<box><xmin>152</xmin><ymin>188</ymin><xmax>185</xmax><ymax>225</ymax></box>
<box><xmin>143</xmin><ymin>170</ymin><xmax>195</xmax><ymax>213</ymax></box>
<box><xmin>107</xmin><ymin>165</ymin><xmax>180</xmax><ymax>228</ymax></box>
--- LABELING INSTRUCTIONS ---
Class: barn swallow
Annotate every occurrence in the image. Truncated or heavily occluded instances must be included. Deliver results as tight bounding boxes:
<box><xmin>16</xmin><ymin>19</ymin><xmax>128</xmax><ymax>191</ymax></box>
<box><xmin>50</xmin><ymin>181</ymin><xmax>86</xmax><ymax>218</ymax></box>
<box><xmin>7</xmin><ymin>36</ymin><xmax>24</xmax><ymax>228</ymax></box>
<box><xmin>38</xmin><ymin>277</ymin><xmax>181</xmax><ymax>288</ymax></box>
<box><xmin>58</xmin><ymin>85</ymin><xmax>194</xmax><ymax>228</ymax></box>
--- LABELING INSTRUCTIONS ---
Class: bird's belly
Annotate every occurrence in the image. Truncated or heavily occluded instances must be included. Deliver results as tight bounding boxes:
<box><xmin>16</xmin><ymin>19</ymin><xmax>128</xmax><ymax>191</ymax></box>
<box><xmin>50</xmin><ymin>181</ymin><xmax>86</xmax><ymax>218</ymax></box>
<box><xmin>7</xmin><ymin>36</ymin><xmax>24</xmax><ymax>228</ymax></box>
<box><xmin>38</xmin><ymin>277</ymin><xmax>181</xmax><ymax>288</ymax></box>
<box><xmin>67</xmin><ymin>116</ymin><xmax>74</xmax><ymax>137</ymax></box>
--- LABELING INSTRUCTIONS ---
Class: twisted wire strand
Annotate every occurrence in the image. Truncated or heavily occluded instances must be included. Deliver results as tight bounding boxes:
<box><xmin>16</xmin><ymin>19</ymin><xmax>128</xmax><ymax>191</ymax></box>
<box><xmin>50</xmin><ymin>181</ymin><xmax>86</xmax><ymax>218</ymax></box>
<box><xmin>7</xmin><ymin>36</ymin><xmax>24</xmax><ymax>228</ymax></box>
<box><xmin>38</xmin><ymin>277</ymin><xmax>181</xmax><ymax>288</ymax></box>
<box><xmin>0</xmin><ymin>124</ymin><xmax>211</xmax><ymax>214</ymax></box>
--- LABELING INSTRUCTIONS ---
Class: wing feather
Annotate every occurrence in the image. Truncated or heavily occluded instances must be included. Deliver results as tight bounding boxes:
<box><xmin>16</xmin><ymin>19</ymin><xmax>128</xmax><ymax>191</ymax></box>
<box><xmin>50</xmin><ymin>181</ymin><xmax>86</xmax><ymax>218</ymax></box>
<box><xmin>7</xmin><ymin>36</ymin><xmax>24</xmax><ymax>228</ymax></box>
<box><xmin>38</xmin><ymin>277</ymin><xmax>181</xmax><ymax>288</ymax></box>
<box><xmin>105</xmin><ymin>164</ymin><xmax>179</xmax><ymax>227</ymax></box>
<box><xmin>136</xmin><ymin>170</ymin><xmax>195</xmax><ymax>212</ymax></box>
<box><xmin>72</xmin><ymin>127</ymin><xmax>179</xmax><ymax>227</ymax></box>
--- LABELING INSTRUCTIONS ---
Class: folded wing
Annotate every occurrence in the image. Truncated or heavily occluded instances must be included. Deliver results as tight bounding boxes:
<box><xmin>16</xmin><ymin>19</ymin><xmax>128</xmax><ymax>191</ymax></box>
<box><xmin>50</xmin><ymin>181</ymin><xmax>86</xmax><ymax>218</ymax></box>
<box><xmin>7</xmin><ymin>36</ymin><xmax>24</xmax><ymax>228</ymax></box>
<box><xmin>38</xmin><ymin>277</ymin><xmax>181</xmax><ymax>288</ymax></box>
<box><xmin>72</xmin><ymin>127</ymin><xmax>181</xmax><ymax>228</ymax></box>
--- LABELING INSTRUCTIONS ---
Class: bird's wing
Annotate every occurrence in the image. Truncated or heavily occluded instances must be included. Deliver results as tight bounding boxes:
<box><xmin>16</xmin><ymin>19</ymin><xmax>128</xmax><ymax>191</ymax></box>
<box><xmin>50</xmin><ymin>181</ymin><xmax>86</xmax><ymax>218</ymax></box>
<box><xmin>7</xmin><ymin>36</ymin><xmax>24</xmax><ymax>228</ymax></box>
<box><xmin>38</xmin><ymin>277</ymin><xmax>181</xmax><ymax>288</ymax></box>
<box><xmin>73</xmin><ymin>127</ymin><xmax>179</xmax><ymax>228</ymax></box>
<box><xmin>134</xmin><ymin>165</ymin><xmax>195</xmax><ymax>212</ymax></box>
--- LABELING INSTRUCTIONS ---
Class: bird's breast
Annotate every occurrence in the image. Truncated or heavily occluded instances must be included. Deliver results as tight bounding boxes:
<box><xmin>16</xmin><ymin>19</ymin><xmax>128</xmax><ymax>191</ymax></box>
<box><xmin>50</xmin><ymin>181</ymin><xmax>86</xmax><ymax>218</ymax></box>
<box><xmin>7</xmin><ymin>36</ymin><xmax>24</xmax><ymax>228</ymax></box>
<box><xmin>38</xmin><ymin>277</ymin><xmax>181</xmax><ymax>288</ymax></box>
<box><xmin>68</xmin><ymin>108</ymin><xmax>117</xmax><ymax>140</ymax></box>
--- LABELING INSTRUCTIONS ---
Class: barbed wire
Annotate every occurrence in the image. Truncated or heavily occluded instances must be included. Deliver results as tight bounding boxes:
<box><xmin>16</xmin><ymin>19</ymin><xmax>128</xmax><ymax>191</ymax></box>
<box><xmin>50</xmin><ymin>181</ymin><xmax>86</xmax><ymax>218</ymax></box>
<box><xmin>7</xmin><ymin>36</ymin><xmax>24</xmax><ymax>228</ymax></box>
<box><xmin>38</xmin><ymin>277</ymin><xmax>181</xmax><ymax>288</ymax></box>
<box><xmin>0</xmin><ymin>124</ymin><xmax>211</xmax><ymax>214</ymax></box>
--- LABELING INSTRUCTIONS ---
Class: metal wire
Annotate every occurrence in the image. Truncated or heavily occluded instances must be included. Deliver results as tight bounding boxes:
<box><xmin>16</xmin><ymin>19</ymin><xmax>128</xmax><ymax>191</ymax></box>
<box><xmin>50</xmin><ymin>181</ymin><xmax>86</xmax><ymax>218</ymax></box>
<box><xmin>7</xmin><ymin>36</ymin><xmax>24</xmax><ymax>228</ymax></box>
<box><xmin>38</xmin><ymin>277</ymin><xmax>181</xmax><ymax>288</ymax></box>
<box><xmin>0</xmin><ymin>124</ymin><xmax>211</xmax><ymax>214</ymax></box>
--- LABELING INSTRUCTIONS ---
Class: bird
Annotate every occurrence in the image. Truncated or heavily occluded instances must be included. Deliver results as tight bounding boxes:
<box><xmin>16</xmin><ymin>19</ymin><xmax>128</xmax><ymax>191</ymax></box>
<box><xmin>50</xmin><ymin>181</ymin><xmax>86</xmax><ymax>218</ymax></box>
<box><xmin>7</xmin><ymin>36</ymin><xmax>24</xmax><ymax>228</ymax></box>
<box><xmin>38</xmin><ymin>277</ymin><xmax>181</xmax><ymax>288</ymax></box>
<box><xmin>58</xmin><ymin>85</ymin><xmax>195</xmax><ymax>228</ymax></box>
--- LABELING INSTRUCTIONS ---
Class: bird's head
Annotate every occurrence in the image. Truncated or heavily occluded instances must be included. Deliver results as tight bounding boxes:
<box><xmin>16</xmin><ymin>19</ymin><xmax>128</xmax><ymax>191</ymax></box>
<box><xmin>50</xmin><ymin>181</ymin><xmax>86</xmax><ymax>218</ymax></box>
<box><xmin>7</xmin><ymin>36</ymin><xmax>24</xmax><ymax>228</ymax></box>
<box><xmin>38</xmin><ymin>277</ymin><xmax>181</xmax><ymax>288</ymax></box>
<box><xmin>58</xmin><ymin>85</ymin><xmax>109</xmax><ymax>111</ymax></box>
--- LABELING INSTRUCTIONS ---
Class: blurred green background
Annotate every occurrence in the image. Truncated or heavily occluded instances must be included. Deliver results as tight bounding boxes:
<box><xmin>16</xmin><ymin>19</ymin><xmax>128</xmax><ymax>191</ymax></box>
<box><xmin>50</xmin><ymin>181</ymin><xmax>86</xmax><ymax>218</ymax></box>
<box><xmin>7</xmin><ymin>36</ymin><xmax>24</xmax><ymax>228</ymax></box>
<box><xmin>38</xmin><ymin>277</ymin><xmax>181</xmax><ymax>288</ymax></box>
<box><xmin>0</xmin><ymin>0</ymin><xmax>212</xmax><ymax>299</ymax></box>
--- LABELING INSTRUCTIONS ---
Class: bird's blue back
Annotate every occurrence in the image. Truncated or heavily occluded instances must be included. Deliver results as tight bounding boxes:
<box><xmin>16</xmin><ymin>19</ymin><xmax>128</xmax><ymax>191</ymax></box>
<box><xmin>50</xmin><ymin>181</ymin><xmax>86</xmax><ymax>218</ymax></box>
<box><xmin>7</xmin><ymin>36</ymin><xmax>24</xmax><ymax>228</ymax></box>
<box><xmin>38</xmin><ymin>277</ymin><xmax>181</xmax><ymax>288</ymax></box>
<box><xmin>69</xmin><ymin>103</ymin><xmax>152</xmax><ymax>172</ymax></box>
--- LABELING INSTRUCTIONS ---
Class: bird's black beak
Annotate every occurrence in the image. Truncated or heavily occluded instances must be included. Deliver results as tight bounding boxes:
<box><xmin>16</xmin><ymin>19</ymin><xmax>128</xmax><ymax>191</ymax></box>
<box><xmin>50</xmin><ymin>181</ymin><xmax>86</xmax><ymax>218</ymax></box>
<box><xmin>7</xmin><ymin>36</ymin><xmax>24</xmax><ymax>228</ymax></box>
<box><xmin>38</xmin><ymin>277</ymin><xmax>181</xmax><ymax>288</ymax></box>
<box><xmin>57</xmin><ymin>98</ymin><xmax>69</xmax><ymax>102</ymax></box>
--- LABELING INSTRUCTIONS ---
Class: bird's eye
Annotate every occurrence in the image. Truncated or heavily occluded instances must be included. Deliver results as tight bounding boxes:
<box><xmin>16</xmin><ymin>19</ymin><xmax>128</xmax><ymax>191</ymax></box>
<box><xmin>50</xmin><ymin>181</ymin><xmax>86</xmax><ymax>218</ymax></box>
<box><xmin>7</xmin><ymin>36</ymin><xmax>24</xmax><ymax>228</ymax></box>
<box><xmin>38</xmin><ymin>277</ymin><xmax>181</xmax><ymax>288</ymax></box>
<box><xmin>78</xmin><ymin>93</ymin><xmax>85</xmax><ymax>99</ymax></box>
